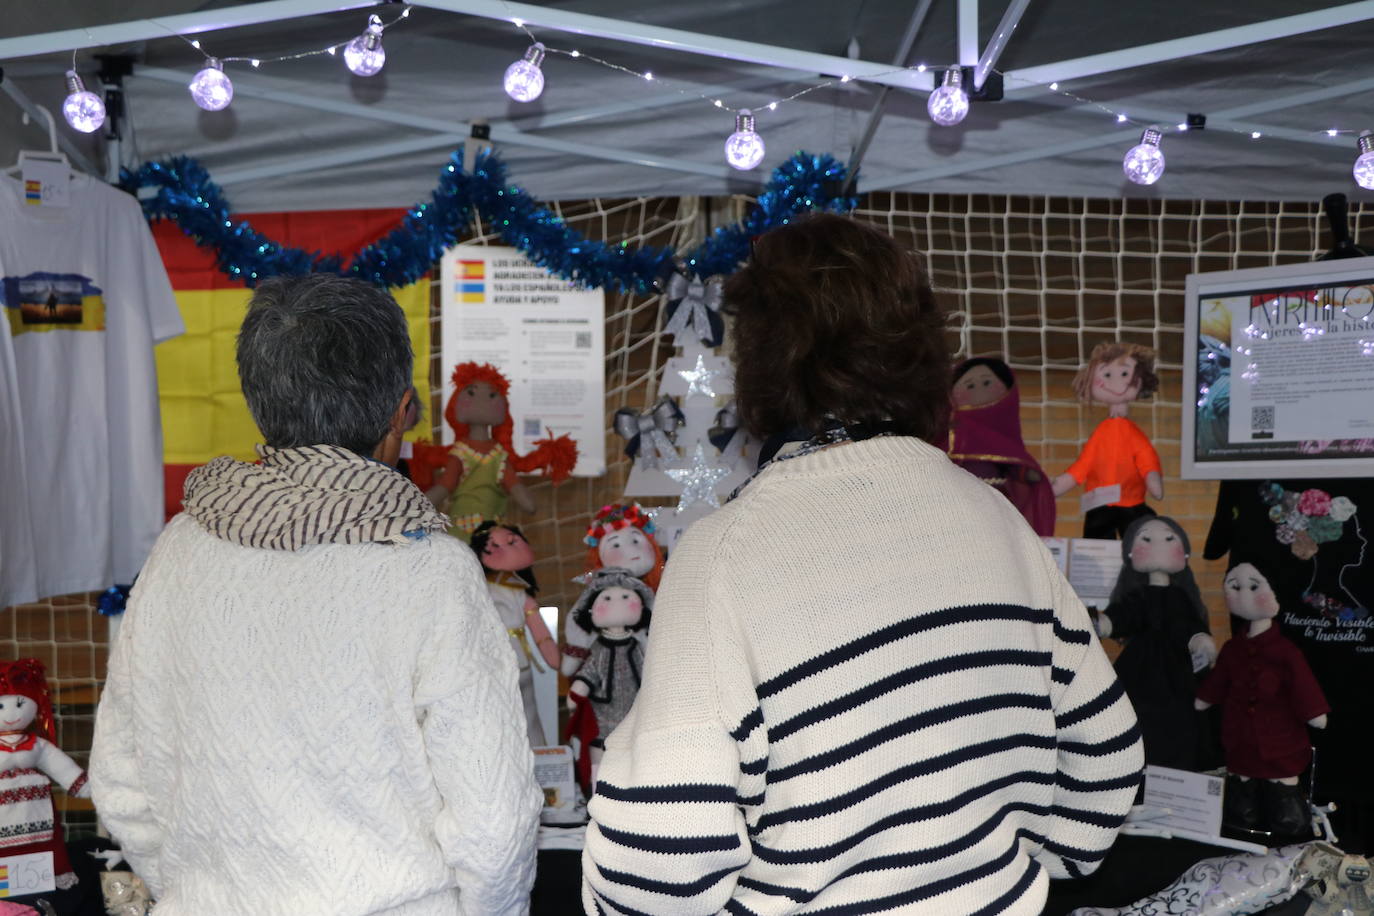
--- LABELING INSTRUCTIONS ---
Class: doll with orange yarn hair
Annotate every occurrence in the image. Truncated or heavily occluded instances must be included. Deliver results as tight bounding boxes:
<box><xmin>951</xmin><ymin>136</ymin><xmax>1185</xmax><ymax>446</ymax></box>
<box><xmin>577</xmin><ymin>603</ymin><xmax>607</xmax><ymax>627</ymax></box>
<box><xmin>0</xmin><ymin>658</ymin><xmax>91</xmax><ymax>890</ymax></box>
<box><xmin>424</xmin><ymin>362</ymin><xmax>577</xmax><ymax>534</ymax></box>
<box><xmin>561</xmin><ymin>503</ymin><xmax>666</xmax><ymax>678</ymax></box>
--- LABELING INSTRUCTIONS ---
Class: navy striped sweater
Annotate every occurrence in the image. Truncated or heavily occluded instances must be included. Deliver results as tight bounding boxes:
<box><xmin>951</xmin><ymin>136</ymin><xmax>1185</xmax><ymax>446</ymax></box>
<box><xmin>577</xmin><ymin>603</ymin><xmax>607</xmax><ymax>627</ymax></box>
<box><xmin>582</xmin><ymin>437</ymin><xmax>1143</xmax><ymax>915</ymax></box>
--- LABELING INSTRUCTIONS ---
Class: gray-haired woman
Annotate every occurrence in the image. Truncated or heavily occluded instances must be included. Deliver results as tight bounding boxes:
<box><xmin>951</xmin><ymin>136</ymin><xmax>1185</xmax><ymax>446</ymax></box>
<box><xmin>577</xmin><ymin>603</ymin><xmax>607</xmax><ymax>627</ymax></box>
<box><xmin>91</xmin><ymin>274</ymin><xmax>541</xmax><ymax>916</ymax></box>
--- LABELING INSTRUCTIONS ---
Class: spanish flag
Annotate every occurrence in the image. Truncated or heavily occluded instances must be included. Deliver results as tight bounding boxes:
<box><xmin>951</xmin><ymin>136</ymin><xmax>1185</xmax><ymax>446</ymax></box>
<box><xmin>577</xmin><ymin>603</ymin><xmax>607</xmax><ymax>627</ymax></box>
<box><xmin>152</xmin><ymin>209</ymin><xmax>432</xmax><ymax>521</ymax></box>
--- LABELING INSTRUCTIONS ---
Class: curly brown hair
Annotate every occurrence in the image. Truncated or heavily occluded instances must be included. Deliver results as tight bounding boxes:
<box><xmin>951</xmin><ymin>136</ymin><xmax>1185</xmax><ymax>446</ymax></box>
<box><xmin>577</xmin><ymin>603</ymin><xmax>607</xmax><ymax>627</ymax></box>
<box><xmin>1072</xmin><ymin>341</ymin><xmax>1159</xmax><ymax>402</ymax></box>
<box><xmin>722</xmin><ymin>214</ymin><xmax>950</xmax><ymax>442</ymax></box>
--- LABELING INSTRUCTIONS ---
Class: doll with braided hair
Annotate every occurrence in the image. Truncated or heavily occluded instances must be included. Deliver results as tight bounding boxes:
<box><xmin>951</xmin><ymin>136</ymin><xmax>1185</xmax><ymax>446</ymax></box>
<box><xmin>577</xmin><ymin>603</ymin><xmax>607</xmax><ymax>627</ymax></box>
<box><xmin>0</xmin><ymin>658</ymin><xmax>91</xmax><ymax>890</ymax></box>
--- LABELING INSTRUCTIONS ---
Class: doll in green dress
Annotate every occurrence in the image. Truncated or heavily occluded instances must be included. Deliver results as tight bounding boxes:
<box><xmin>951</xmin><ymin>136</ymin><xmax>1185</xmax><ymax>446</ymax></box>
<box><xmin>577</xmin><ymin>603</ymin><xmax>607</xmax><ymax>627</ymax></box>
<box><xmin>426</xmin><ymin>362</ymin><xmax>577</xmax><ymax>534</ymax></box>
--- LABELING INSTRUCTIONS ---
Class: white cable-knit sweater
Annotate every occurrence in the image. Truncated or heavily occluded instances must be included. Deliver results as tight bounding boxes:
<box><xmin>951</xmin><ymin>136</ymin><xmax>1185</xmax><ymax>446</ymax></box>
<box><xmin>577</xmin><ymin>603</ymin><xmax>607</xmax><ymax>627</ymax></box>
<box><xmin>90</xmin><ymin>515</ymin><xmax>542</xmax><ymax>916</ymax></box>
<box><xmin>582</xmin><ymin>437</ymin><xmax>1144</xmax><ymax>915</ymax></box>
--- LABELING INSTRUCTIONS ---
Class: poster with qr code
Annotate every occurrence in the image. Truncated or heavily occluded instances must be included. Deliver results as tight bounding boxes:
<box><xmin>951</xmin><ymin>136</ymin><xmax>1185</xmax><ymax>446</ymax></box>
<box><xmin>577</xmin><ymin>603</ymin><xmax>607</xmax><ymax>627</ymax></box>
<box><xmin>1183</xmin><ymin>258</ymin><xmax>1374</xmax><ymax>479</ymax></box>
<box><xmin>439</xmin><ymin>245</ymin><xmax>606</xmax><ymax>476</ymax></box>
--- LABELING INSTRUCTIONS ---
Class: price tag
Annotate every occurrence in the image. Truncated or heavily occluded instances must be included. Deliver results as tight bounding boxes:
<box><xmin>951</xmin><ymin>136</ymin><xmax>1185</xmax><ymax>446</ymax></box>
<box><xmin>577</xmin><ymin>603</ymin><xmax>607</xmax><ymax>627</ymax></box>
<box><xmin>21</xmin><ymin>158</ymin><xmax>70</xmax><ymax>208</ymax></box>
<box><xmin>0</xmin><ymin>850</ymin><xmax>57</xmax><ymax>897</ymax></box>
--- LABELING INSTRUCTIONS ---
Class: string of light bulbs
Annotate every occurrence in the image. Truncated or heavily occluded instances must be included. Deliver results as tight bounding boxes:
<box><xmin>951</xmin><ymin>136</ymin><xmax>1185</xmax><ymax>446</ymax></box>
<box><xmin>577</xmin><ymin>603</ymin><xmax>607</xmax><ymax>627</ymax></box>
<box><xmin>51</xmin><ymin>4</ymin><xmax>1374</xmax><ymax>189</ymax></box>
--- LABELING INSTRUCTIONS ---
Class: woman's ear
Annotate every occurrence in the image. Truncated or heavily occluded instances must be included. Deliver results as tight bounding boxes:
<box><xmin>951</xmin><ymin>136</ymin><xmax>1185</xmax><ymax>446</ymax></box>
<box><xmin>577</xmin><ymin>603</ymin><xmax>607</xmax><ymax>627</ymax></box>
<box><xmin>390</xmin><ymin>387</ymin><xmax>415</xmax><ymax>435</ymax></box>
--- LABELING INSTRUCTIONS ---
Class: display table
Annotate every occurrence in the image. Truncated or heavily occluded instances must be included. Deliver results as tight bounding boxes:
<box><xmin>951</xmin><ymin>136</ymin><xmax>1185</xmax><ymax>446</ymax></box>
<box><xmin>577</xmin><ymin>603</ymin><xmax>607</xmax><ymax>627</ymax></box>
<box><xmin>537</xmin><ymin>837</ymin><xmax>1314</xmax><ymax>915</ymax></box>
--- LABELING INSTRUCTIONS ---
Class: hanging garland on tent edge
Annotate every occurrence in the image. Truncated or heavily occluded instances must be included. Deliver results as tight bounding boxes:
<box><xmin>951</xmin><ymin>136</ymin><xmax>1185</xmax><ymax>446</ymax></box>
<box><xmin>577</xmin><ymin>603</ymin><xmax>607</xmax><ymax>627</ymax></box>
<box><xmin>120</xmin><ymin>149</ymin><xmax>858</xmax><ymax>293</ymax></box>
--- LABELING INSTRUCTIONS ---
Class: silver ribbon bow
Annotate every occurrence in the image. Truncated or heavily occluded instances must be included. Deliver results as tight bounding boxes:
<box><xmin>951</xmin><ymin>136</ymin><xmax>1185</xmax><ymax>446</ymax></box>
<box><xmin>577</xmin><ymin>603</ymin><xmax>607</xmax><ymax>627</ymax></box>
<box><xmin>664</xmin><ymin>272</ymin><xmax>724</xmax><ymax>345</ymax></box>
<box><xmin>614</xmin><ymin>396</ymin><xmax>683</xmax><ymax>469</ymax></box>
<box><xmin>709</xmin><ymin>401</ymin><xmax>741</xmax><ymax>452</ymax></box>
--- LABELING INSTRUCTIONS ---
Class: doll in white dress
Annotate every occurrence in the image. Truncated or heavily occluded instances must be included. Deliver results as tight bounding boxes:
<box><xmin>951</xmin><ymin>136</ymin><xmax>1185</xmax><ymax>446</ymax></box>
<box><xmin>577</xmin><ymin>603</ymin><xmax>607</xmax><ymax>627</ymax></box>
<box><xmin>470</xmin><ymin>522</ymin><xmax>561</xmax><ymax>747</ymax></box>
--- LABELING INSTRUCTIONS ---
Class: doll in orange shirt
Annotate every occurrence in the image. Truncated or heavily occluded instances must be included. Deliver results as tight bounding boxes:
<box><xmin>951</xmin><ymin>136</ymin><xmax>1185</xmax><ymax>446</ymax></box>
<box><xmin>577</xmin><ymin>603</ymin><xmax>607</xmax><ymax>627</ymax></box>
<box><xmin>1053</xmin><ymin>342</ymin><xmax>1164</xmax><ymax>539</ymax></box>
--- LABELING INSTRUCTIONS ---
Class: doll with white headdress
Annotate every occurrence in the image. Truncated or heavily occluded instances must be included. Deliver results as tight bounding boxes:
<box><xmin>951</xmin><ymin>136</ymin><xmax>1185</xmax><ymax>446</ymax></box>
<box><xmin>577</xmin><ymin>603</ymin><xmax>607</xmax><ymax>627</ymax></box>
<box><xmin>565</xmin><ymin>568</ymin><xmax>653</xmax><ymax>789</ymax></box>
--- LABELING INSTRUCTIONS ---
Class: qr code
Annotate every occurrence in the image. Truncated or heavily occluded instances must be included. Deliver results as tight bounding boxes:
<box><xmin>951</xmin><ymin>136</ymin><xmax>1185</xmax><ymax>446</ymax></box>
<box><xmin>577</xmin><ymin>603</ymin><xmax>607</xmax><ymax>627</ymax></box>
<box><xmin>574</xmin><ymin>331</ymin><xmax>592</xmax><ymax>349</ymax></box>
<box><xmin>1251</xmin><ymin>405</ymin><xmax>1275</xmax><ymax>432</ymax></box>
<box><xmin>1206</xmin><ymin>779</ymin><xmax>1222</xmax><ymax>797</ymax></box>
<box><xmin>523</xmin><ymin>418</ymin><xmax>541</xmax><ymax>437</ymax></box>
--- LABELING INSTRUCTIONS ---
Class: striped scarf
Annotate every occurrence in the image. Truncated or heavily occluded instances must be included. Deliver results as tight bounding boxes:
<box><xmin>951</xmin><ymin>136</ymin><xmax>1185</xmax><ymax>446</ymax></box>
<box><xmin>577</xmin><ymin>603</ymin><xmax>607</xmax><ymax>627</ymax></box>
<box><xmin>183</xmin><ymin>444</ymin><xmax>450</xmax><ymax>551</ymax></box>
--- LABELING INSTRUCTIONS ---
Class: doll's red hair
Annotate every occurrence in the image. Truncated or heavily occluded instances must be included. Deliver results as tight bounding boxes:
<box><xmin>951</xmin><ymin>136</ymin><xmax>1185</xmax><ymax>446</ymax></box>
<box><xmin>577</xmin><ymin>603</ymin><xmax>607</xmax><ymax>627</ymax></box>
<box><xmin>442</xmin><ymin>362</ymin><xmax>577</xmax><ymax>481</ymax></box>
<box><xmin>0</xmin><ymin>657</ymin><xmax>57</xmax><ymax>743</ymax></box>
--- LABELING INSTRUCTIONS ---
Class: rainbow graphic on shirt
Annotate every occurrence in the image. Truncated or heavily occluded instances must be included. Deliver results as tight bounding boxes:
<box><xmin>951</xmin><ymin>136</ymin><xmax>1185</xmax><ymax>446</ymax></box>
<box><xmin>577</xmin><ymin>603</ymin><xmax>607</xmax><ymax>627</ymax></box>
<box><xmin>1</xmin><ymin>271</ymin><xmax>106</xmax><ymax>335</ymax></box>
<box><xmin>0</xmin><ymin>862</ymin><xmax>10</xmax><ymax>896</ymax></box>
<box><xmin>457</xmin><ymin>259</ymin><xmax>485</xmax><ymax>302</ymax></box>
<box><xmin>23</xmin><ymin>180</ymin><xmax>42</xmax><ymax>204</ymax></box>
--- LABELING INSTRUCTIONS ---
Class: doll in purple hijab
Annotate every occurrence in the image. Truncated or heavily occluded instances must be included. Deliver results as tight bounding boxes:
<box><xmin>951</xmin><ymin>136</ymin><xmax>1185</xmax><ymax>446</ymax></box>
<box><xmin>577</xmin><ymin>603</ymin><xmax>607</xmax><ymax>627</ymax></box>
<box><xmin>948</xmin><ymin>357</ymin><xmax>1056</xmax><ymax>535</ymax></box>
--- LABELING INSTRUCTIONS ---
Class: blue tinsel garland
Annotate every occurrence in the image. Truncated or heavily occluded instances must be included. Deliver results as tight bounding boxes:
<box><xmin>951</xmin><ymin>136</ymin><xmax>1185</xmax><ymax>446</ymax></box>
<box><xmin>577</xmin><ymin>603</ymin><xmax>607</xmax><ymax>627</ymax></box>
<box><xmin>120</xmin><ymin>149</ymin><xmax>858</xmax><ymax>292</ymax></box>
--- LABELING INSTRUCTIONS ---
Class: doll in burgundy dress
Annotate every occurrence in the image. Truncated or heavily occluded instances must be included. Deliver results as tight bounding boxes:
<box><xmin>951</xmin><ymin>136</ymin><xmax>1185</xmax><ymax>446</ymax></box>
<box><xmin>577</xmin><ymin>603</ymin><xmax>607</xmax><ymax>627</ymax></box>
<box><xmin>1197</xmin><ymin>556</ymin><xmax>1330</xmax><ymax>836</ymax></box>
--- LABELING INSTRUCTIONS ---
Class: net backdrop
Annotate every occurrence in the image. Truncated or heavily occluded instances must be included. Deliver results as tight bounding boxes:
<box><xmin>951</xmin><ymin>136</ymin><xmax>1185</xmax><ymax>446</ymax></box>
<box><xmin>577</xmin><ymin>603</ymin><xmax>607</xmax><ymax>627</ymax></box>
<box><xmin>4</xmin><ymin>191</ymin><xmax>1368</xmax><ymax>837</ymax></box>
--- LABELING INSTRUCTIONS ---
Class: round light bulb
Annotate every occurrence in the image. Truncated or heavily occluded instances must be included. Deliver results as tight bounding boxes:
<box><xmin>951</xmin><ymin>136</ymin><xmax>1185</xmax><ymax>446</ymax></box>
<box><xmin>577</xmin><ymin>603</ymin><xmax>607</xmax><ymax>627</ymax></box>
<box><xmin>1123</xmin><ymin>127</ymin><xmax>1166</xmax><ymax>185</ymax></box>
<box><xmin>62</xmin><ymin>70</ymin><xmax>105</xmax><ymax>133</ymax></box>
<box><xmin>189</xmin><ymin>58</ymin><xmax>233</xmax><ymax>111</ymax></box>
<box><xmin>504</xmin><ymin>43</ymin><xmax>545</xmax><ymax>103</ymax></box>
<box><xmin>343</xmin><ymin>14</ymin><xmax>386</xmax><ymax>77</ymax></box>
<box><xmin>927</xmin><ymin>69</ymin><xmax>969</xmax><ymax>127</ymax></box>
<box><xmin>724</xmin><ymin>109</ymin><xmax>766</xmax><ymax>171</ymax></box>
<box><xmin>1354</xmin><ymin>133</ymin><xmax>1374</xmax><ymax>191</ymax></box>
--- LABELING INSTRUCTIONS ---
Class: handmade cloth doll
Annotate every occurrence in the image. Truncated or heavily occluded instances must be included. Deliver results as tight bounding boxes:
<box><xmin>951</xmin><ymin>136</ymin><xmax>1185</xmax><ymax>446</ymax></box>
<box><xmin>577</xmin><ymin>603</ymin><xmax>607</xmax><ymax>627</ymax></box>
<box><xmin>561</xmin><ymin>503</ymin><xmax>665</xmax><ymax>678</ymax></box>
<box><xmin>470</xmin><ymin>521</ymin><xmax>560</xmax><ymax>748</ymax></box>
<box><xmin>1097</xmin><ymin>517</ymin><xmax>1217</xmax><ymax>770</ymax></box>
<box><xmin>0</xmin><ymin>658</ymin><xmax>90</xmax><ymax>890</ymax></box>
<box><xmin>565</xmin><ymin>568</ymin><xmax>653</xmax><ymax>789</ymax></box>
<box><xmin>947</xmin><ymin>357</ymin><xmax>1056</xmax><ymax>536</ymax></box>
<box><xmin>1052</xmin><ymin>341</ymin><xmax>1164</xmax><ymax>539</ymax></box>
<box><xmin>1197</xmin><ymin>555</ymin><xmax>1330</xmax><ymax>836</ymax></box>
<box><xmin>425</xmin><ymin>362</ymin><xmax>577</xmax><ymax>534</ymax></box>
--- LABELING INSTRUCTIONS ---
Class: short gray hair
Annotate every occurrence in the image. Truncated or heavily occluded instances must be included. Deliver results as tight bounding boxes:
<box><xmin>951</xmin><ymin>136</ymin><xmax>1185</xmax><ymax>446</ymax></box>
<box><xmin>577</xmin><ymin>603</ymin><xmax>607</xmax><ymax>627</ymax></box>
<box><xmin>236</xmin><ymin>274</ymin><xmax>413</xmax><ymax>456</ymax></box>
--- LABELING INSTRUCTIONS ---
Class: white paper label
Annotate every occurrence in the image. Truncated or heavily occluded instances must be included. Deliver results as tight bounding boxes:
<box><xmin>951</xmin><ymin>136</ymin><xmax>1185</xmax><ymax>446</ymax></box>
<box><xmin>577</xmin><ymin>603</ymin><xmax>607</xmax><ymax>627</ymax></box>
<box><xmin>1143</xmin><ymin>765</ymin><xmax>1224</xmax><ymax>837</ymax></box>
<box><xmin>1080</xmin><ymin>483</ymin><xmax>1122</xmax><ymax>513</ymax></box>
<box><xmin>21</xmin><ymin>159</ymin><xmax>70</xmax><ymax>208</ymax></box>
<box><xmin>0</xmin><ymin>850</ymin><xmax>57</xmax><ymax>896</ymax></box>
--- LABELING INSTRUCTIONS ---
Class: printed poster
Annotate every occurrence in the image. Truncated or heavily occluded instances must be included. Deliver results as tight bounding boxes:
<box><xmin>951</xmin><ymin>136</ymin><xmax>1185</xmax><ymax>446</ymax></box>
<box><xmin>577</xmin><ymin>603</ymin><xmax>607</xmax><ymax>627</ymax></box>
<box><xmin>439</xmin><ymin>245</ymin><xmax>605</xmax><ymax>477</ymax></box>
<box><xmin>1183</xmin><ymin>258</ymin><xmax>1374</xmax><ymax>479</ymax></box>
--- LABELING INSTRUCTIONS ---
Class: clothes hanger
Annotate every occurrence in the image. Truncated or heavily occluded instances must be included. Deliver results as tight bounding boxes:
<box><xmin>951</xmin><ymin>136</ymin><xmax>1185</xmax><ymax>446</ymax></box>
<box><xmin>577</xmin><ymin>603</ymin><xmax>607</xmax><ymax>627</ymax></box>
<box><xmin>2</xmin><ymin>104</ymin><xmax>70</xmax><ymax>177</ymax></box>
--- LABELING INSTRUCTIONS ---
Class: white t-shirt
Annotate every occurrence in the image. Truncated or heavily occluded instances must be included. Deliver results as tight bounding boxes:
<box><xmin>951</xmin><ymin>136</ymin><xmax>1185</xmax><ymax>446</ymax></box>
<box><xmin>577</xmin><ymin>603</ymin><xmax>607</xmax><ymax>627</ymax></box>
<box><xmin>0</xmin><ymin>173</ymin><xmax>183</xmax><ymax>607</ymax></box>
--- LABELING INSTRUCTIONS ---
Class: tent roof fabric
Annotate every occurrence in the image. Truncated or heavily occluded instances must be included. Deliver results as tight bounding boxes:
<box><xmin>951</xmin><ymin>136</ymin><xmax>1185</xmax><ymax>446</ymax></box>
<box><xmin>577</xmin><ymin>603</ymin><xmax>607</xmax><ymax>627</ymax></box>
<box><xmin>2</xmin><ymin>1</ymin><xmax>1372</xmax><ymax>210</ymax></box>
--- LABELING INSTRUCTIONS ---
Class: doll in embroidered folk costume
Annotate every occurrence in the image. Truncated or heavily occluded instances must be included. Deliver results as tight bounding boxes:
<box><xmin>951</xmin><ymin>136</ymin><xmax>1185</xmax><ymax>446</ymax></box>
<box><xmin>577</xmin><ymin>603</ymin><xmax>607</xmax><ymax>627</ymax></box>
<box><xmin>565</xmin><ymin>568</ymin><xmax>653</xmax><ymax>790</ymax></box>
<box><xmin>560</xmin><ymin>503</ymin><xmax>665</xmax><ymax>679</ymax></box>
<box><xmin>1197</xmin><ymin>556</ymin><xmax>1330</xmax><ymax>836</ymax></box>
<box><xmin>425</xmin><ymin>362</ymin><xmax>577</xmax><ymax>534</ymax></box>
<box><xmin>470</xmin><ymin>522</ymin><xmax>560</xmax><ymax>747</ymax></box>
<box><xmin>948</xmin><ymin>357</ymin><xmax>1056</xmax><ymax>536</ymax></box>
<box><xmin>0</xmin><ymin>658</ymin><xmax>90</xmax><ymax>889</ymax></box>
<box><xmin>1098</xmin><ymin>516</ymin><xmax>1217</xmax><ymax>771</ymax></box>
<box><xmin>1052</xmin><ymin>341</ymin><xmax>1164</xmax><ymax>539</ymax></box>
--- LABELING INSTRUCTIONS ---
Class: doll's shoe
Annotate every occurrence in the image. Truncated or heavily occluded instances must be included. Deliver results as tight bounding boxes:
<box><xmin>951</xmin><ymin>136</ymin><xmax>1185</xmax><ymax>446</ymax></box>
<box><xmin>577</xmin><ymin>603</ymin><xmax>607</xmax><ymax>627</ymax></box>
<box><xmin>1223</xmin><ymin>775</ymin><xmax>1261</xmax><ymax>830</ymax></box>
<box><xmin>1261</xmin><ymin>780</ymin><xmax>1311</xmax><ymax>837</ymax></box>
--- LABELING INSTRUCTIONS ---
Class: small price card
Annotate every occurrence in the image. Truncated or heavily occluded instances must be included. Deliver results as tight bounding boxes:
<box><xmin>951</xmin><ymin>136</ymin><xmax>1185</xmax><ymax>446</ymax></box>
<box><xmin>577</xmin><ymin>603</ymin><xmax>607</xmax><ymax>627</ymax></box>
<box><xmin>0</xmin><ymin>850</ymin><xmax>57</xmax><ymax>897</ymax></box>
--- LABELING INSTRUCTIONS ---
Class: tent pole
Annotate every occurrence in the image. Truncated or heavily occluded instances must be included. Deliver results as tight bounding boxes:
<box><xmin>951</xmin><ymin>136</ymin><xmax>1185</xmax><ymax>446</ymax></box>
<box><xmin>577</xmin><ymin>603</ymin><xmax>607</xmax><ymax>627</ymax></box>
<box><xmin>1003</xmin><ymin>1</ymin><xmax>1374</xmax><ymax>90</ymax></box>
<box><xmin>844</xmin><ymin>0</ymin><xmax>937</xmax><ymax>197</ymax></box>
<box><xmin>958</xmin><ymin>0</ymin><xmax>980</xmax><ymax>67</ymax></box>
<box><xmin>974</xmin><ymin>0</ymin><xmax>1032</xmax><ymax>90</ymax></box>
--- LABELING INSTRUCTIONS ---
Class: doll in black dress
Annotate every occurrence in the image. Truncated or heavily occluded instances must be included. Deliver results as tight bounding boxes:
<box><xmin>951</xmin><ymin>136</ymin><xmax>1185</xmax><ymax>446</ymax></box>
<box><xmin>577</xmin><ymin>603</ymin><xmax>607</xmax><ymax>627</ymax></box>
<box><xmin>1098</xmin><ymin>515</ymin><xmax>1218</xmax><ymax>770</ymax></box>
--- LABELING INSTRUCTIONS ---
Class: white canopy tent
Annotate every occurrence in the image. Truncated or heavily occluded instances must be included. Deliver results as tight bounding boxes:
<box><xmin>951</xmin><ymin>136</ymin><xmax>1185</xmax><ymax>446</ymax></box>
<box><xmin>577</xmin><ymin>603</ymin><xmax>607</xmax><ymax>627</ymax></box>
<box><xmin>2</xmin><ymin>0</ymin><xmax>1373</xmax><ymax>211</ymax></box>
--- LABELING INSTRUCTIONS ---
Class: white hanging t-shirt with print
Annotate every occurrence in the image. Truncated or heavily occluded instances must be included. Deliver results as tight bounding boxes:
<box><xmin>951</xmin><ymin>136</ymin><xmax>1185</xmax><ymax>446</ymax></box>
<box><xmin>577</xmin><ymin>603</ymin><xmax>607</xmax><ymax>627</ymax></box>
<box><xmin>0</xmin><ymin>173</ymin><xmax>184</xmax><ymax>608</ymax></box>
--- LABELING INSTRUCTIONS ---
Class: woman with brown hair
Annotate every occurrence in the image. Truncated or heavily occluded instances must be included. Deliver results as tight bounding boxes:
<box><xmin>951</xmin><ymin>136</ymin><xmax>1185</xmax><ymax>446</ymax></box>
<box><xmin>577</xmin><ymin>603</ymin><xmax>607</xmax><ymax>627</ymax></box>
<box><xmin>582</xmin><ymin>214</ymin><xmax>1143</xmax><ymax>915</ymax></box>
